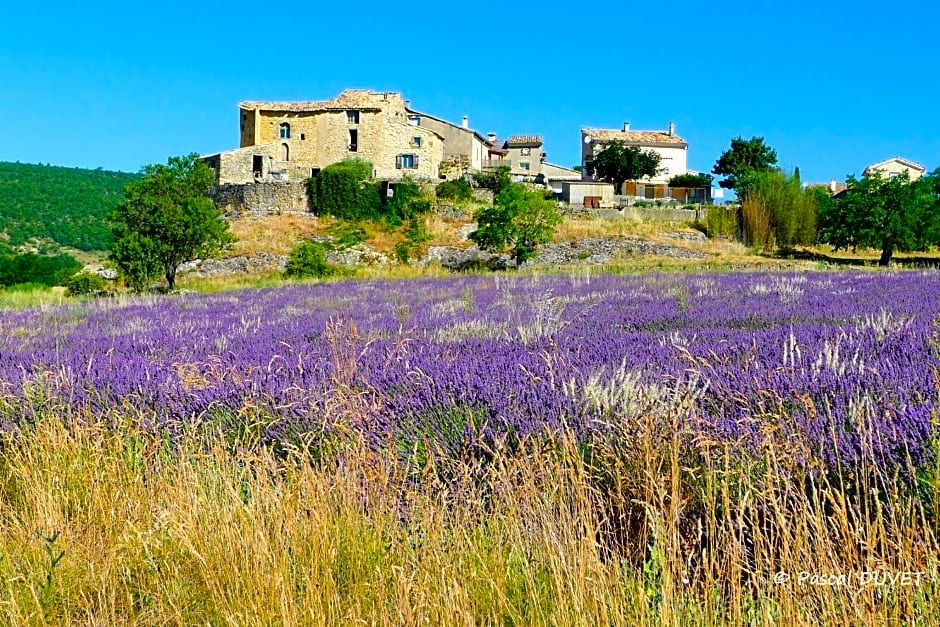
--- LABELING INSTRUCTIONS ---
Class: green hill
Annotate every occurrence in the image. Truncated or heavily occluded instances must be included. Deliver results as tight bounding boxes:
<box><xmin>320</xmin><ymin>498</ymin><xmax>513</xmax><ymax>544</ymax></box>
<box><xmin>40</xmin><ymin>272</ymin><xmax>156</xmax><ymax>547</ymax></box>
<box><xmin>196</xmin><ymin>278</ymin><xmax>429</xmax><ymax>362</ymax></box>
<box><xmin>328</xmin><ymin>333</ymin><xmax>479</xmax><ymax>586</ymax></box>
<box><xmin>0</xmin><ymin>161</ymin><xmax>139</xmax><ymax>252</ymax></box>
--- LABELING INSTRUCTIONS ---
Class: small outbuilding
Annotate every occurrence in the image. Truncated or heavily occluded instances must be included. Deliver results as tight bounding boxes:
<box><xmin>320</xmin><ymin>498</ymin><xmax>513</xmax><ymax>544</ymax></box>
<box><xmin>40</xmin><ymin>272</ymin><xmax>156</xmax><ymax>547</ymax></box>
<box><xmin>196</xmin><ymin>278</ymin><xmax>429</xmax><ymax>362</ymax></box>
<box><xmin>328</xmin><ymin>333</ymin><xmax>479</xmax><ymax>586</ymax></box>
<box><xmin>562</xmin><ymin>181</ymin><xmax>615</xmax><ymax>207</ymax></box>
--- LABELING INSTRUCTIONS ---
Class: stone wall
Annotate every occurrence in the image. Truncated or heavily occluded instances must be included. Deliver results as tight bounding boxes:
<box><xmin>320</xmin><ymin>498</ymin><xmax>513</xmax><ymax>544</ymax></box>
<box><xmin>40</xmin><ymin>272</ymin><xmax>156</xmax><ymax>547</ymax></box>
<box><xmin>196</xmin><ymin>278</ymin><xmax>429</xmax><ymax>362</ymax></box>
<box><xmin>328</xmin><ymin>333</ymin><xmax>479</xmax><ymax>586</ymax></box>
<box><xmin>596</xmin><ymin>206</ymin><xmax>705</xmax><ymax>222</ymax></box>
<box><xmin>209</xmin><ymin>181</ymin><xmax>311</xmax><ymax>217</ymax></box>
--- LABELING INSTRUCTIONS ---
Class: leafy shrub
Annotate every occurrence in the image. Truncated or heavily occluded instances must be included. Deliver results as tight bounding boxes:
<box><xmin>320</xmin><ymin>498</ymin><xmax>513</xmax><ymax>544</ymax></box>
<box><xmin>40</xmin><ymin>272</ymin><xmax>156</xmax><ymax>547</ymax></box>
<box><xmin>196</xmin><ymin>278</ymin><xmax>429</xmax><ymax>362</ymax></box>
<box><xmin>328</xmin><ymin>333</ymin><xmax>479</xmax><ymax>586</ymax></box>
<box><xmin>435</xmin><ymin>178</ymin><xmax>473</xmax><ymax>202</ymax></box>
<box><xmin>384</xmin><ymin>180</ymin><xmax>427</xmax><ymax>226</ymax></box>
<box><xmin>326</xmin><ymin>222</ymin><xmax>366</xmax><ymax>249</ymax></box>
<box><xmin>0</xmin><ymin>253</ymin><xmax>82</xmax><ymax>287</ymax></box>
<box><xmin>472</xmin><ymin>166</ymin><xmax>512</xmax><ymax>193</ymax></box>
<box><xmin>65</xmin><ymin>271</ymin><xmax>109</xmax><ymax>297</ymax></box>
<box><xmin>310</xmin><ymin>160</ymin><xmax>381</xmax><ymax>221</ymax></box>
<box><xmin>284</xmin><ymin>240</ymin><xmax>333</xmax><ymax>279</ymax></box>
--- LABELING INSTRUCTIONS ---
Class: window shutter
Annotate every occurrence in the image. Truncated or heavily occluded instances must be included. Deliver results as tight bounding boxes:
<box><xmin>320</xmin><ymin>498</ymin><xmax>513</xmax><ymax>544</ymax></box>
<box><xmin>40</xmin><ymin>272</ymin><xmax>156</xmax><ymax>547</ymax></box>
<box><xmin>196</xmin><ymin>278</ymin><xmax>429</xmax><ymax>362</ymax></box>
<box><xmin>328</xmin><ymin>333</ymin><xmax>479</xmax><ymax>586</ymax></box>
<box><xmin>414</xmin><ymin>155</ymin><xmax>419</xmax><ymax>169</ymax></box>
<box><xmin>395</xmin><ymin>155</ymin><xmax>402</xmax><ymax>169</ymax></box>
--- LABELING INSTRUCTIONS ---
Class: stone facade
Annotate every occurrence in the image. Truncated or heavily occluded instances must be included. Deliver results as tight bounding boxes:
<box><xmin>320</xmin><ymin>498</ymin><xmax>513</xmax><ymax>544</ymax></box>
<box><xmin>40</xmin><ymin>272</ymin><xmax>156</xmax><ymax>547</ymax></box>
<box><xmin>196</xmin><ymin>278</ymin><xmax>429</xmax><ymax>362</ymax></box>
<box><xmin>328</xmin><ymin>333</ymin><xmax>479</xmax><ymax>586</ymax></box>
<box><xmin>209</xmin><ymin>181</ymin><xmax>310</xmax><ymax>217</ymax></box>
<box><xmin>205</xmin><ymin>90</ymin><xmax>445</xmax><ymax>185</ymax></box>
<box><xmin>405</xmin><ymin>110</ymin><xmax>488</xmax><ymax>174</ymax></box>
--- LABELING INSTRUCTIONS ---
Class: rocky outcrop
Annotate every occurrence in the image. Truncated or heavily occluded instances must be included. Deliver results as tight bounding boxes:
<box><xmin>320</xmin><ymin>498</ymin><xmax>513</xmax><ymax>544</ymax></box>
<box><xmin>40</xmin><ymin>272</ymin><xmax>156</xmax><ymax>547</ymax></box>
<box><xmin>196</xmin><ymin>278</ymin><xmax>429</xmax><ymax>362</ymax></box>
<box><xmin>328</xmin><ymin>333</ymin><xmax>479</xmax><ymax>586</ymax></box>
<box><xmin>178</xmin><ymin>253</ymin><xmax>288</xmax><ymax>276</ymax></box>
<box><xmin>423</xmin><ymin>246</ymin><xmax>517</xmax><ymax>271</ymax></box>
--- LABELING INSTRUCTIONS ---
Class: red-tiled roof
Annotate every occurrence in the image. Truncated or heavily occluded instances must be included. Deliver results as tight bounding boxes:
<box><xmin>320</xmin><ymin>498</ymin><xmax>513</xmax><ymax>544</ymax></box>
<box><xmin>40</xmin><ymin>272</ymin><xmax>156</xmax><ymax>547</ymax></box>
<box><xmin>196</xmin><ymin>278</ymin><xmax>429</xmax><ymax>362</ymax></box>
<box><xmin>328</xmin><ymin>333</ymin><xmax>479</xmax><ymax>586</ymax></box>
<box><xmin>584</xmin><ymin>128</ymin><xmax>687</xmax><ymax>147</ymax></box>
<box><xmin>507</xmin><ymin>135</ymin><xmax>543</xmax><ymax>147</ymax></box>
<box><xmin>239</xmin><ymin>89</ymin><xmax>397</xmax><ymax>112</ymax></box>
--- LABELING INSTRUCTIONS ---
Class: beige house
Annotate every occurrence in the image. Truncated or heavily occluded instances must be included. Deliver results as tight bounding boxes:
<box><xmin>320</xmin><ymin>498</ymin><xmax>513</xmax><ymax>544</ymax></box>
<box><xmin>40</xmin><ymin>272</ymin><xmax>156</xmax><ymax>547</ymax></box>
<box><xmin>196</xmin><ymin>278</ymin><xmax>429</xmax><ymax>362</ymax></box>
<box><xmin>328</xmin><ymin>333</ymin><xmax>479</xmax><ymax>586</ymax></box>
<box><xmin>863</xmin><ymin>157</ymin><xmax>926</xmax><ymax>181</ymax></box>
<box><xmin>403</xmin><ymin>110</ymin><xmax>489</xmax><ymax>175</ymax></box>
<box><xmin>581</xmin><ymin>122</ymin><xmax>689</xmax><ymax>195</ymax></box>
<box><xmin>203</xmin><ymin>90</ymin><xmax>445</xmax><ymax>184</ymax></box>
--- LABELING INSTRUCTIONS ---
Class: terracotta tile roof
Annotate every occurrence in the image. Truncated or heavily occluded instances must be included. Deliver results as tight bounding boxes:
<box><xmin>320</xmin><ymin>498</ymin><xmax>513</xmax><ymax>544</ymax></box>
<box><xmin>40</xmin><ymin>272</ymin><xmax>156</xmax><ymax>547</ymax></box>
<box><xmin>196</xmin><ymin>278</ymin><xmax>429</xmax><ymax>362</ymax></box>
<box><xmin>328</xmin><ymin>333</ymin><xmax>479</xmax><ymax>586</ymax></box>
<box><xmin>584</xmin><ymin>128</ymin><xmax>687</xmax><ymax>147</ymax></box>
<box><xmin>507</xmin><ymin>135</ymin><xmax>543</xmax><ymax>147</ymax></box>
<box><xmin>239</xmin><ymin>89</ymin><xmax>396</xmax><ymax>112</ymax></box>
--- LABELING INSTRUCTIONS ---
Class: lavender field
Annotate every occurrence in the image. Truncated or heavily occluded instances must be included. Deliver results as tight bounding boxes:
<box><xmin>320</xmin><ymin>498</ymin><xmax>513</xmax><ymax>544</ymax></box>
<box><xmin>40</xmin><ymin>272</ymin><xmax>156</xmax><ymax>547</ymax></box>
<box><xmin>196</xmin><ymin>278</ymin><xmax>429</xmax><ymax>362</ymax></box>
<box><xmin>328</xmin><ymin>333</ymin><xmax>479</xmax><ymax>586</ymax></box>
<box><xmin>2</xmin><ymin>270</ymin><xmax>939</xmax><ymax>623</ymax></box>
<box><xmin>3</xmin><ymin>271</ymin><xmax>938</xmax><ymax>475</ymax></box>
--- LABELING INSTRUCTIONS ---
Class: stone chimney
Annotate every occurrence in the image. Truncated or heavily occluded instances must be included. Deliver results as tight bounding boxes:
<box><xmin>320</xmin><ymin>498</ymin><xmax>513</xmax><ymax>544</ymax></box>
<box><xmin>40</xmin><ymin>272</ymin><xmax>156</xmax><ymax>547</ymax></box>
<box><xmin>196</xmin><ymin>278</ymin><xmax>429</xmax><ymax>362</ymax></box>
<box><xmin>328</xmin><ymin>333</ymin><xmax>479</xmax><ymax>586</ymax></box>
<box><xmin>829</xmin><ymin>179</ymin><xmax>838</xmax><ymax>193</ymax></box>
<box><xmin>668</xmin><ymin>122</ymin><xmax>675</xmax><ymax>136</ymax></box>
<box><xmin>487</xmin><ymin>132</ymin><xmax>497</xmax><ymax>144</ymax></box>
<box><xmin>622</xmin><ymin>122</ymin><xmax>630</xmax><ymax>131</ymax></box>
<box><xmin>462</xmin><ymin>116</ymin><xmax>469</xmax><ymax>129</ymax></box>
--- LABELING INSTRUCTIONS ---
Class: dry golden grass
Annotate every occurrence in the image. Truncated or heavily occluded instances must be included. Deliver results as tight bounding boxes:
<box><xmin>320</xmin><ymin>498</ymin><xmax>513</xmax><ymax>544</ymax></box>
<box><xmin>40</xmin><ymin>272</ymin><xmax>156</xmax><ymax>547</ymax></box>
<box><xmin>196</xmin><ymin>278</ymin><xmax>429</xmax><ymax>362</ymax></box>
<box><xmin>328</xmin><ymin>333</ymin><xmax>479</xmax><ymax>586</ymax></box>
<box><xmin>0</xmin><ymin>406</ymin><xmax>935</xmax><ymax>625</ymax></box>
<box><xmin>228</xmin><ymin>213</ymin><xmax>326</xmax><ymax>257</ymax></box>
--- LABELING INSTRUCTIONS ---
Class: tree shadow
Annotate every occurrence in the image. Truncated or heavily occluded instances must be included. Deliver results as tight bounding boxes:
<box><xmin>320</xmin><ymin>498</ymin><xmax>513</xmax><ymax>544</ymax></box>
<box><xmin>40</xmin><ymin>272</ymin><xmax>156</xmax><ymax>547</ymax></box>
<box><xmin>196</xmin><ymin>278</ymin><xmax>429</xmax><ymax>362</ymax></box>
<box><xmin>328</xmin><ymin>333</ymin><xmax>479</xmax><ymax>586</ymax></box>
<box><xmin>771</xmin><ymin>247</ymin><xmax>940</xmax><ymax>268</ymax></box>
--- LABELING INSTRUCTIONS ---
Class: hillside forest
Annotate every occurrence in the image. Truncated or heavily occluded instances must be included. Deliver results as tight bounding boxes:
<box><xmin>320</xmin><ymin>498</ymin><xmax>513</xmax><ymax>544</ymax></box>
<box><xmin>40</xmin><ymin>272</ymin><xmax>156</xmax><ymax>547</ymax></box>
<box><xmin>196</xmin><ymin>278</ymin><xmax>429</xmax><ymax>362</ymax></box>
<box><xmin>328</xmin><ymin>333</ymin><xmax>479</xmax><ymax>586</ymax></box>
<box><xmin>0</xmin><ymin>161</ymin><xmax>138</xmax><ymax>252</ymax></box>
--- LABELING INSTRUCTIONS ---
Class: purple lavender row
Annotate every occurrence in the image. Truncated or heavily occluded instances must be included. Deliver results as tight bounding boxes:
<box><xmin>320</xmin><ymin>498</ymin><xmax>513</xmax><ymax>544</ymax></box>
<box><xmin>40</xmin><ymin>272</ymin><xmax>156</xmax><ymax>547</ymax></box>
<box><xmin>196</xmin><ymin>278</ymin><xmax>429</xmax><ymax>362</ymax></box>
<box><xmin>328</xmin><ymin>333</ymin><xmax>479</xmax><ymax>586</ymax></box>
<box><xmin>0</xmin><ymin>271</ymin><xmax>937</xmax><ymax>474</ymax></box>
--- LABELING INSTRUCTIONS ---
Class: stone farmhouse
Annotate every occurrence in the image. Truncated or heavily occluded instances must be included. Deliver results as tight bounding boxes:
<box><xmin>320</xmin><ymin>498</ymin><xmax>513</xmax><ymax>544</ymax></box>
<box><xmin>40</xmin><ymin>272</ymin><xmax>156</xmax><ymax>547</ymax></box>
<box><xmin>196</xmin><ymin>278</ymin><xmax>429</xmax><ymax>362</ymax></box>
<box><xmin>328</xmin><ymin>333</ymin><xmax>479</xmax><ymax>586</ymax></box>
<box><xmin>203</xmin><ymin>90</ymin><xmax>445</xmax><ymax>184</ymax></box>
<box><xmin>580</xmin><ymin>122</ymin><xmax>690</xmax><ymax>199</ymax></box>
<box><xmin>204</xmin><ymin>89</ymin><xmax>582</xmax><ymax>195</ymax></box>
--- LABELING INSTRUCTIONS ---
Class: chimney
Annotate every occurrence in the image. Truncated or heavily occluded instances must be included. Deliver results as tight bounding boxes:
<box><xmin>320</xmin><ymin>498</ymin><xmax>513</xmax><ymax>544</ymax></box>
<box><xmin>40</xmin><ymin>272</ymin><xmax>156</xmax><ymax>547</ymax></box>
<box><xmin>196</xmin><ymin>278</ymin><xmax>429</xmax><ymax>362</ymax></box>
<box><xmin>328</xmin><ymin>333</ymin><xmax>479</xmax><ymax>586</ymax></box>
<box><xmin>668</xmin><ymin>121</ymin><xmax>675</xmax><ymax>136</ymax></box>
<box><xmin>829</xmin><ymin>179</ymin><xmax>838</xmax><ymax>193</ymax></box>
<box><xmin>622</xmin><ymin>122</ymin><xmax>630</xmax><ymax>131</ymax></box>
<box><xmin>462</xmin><ymin>116</ymin><xmax>469</xmax><ymax>129</ymax></box>
<box><xmin>487</xmin><ymin>132</ymin><xmax>497</xmax><ymax>143</ymax></box>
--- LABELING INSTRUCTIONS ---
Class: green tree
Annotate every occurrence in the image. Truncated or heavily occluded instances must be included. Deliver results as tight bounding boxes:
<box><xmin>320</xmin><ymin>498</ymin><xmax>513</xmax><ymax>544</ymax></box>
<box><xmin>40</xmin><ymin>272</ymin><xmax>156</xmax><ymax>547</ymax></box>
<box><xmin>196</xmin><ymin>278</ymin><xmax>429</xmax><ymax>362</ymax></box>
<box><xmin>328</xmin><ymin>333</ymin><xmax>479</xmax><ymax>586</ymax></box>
<box><xmin>712</xmin><ymin>136</ymin><xmax>778</xmax><ymax>193</ymax></box>
<box><xmin>469</xmin><ymin>183</ymin><xmax>562</xmax><ymax>264</ymax></box>
<box><xmin>667</xmin><ymin>172</ymin><xmax>715</xmax><ymax>188</ymax></box>
<box><xmin>820</xmin><ymin>170</ymin><xmax>939</xmax><ymax>265</ymax></box>
<box><xmin>110</xmin><ymin>154</ymin><xmax>235</xmax><ymax>291</ymax></box>
<box><xmin>590</xmin><ymin>141</ymin><xmax>662</xmax><ymax>193</ymax></box>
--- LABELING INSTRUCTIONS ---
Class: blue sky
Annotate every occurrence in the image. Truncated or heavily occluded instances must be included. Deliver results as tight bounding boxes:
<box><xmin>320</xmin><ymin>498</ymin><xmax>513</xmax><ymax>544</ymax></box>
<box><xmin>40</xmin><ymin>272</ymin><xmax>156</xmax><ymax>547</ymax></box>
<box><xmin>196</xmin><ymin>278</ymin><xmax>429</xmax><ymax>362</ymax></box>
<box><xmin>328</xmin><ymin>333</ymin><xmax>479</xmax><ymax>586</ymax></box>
<box><xmin>2</xmin><ymin>0</ymin><xmax>938</xmax><ymax>185</ymax></box>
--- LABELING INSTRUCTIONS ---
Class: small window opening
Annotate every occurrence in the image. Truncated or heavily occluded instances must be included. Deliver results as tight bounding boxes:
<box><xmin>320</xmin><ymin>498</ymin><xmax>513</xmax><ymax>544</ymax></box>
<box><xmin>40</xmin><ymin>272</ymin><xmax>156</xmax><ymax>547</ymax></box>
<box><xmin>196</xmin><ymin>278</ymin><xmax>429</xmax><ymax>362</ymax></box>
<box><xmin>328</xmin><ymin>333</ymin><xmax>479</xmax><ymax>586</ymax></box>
<box><xmin>348</xmin><ymin>129</ymin><xmax>358</xmax><ymax>152</ymax></box>
<box><xmin>347</xmin><ymin>110</ymin><xmax>359</xmax><ymax>124</ymax></box>
<box><xmin>279</xmin><ymin>122</ymin><xmax>290</xmax><ymax>139</ymax></box>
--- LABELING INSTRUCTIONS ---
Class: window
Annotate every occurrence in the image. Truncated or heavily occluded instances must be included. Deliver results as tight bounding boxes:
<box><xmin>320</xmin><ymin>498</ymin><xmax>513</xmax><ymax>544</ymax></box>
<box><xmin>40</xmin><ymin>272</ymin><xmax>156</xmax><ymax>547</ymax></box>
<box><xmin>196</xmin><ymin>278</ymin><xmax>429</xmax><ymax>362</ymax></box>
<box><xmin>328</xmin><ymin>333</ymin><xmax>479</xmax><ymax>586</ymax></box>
<box><xmin>519</xmin><ymin>161</ymin><xmax>530</xmax><ymax>171</ymax></box>
<box><xmin>279</xmin><ymin>122</ymin><xmax>290</xmax><ymax>139</ymax></box>
<box><xmin>413</xmin><ymin>136</ymin><xmax>422</xmax><ymax>148</ymax></box>
<box><xmin>396</xmin><ymin>154</ymin><xmax>419</xmax><ymax>169</ymax></box>
<box><xmin>407</xmin><ymin>115</ymin><xmax>420</xmax><ymax>126</ymax></box>
<box><xmin>521</xmin><ymin>147</ymin><xmax>531</xmax><ymax>156</ymax></box>
<box><xmin>348</xmin><ymin>129</ymin><xmax>358</xmax><ymax>152</ymax></box>
<box><xmin>300</xmin><ymin>133</ymin><xmax>305</xmax><ymax>140</ymax></box>
<box><xmin>280</xmin><ymin>143</ymin><xmax>290</xmax><ymax>161</ymax></box>
<box><xmin>347</xmin><ymin>110</ymin><xmax>359</xmax><ymax>124</ymax></box>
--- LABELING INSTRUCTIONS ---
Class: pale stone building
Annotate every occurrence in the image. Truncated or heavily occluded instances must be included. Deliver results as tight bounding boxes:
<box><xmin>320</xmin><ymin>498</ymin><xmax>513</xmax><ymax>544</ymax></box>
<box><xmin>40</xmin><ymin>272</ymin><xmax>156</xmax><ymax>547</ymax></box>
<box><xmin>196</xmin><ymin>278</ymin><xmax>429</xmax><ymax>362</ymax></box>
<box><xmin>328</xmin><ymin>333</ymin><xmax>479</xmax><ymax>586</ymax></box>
<box><xmin>863</xmin><ymin>157</ymin><xmax>926</xmax><ymax>181</ymax></box>
<box><xmin>580</xmin><ymin>122</ymin><xmax>689</xmax><ymax>195</ymax></box>
<box><xmin>404</xmin><ymin>110</ymin><xmax>489</xmax><ymax>175</ymax></box>
<box><xmin>203</xmin><ymin>90</ymin><xmax>445</xmax><ymax>184</ymax></box>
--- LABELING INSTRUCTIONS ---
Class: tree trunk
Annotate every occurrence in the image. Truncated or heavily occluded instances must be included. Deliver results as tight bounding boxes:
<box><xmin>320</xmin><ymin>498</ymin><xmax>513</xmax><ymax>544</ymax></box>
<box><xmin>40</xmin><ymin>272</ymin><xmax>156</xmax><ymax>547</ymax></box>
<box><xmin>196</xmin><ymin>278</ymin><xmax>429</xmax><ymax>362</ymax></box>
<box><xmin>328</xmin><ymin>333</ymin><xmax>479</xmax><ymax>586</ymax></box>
<box><xmin>879</xmin><ymin>242</ymin><xmax>894</xmax><ymax>266</ymax></box>
<box><xmin>166</xmin><ymin>267</ymin><xmax>176</xmax><ymax>291</ymax></box>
